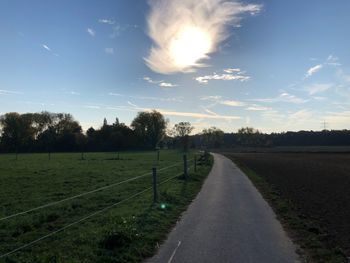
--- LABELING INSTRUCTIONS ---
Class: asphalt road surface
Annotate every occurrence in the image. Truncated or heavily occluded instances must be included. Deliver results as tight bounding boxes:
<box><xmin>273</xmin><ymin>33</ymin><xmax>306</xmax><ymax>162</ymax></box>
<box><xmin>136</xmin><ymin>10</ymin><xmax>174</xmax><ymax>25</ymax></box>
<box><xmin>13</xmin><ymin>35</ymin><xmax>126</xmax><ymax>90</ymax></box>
<box><xmin>147</xmin><ymin>153</ymin><xmax>300</xmax><ymax>263</ymax></box>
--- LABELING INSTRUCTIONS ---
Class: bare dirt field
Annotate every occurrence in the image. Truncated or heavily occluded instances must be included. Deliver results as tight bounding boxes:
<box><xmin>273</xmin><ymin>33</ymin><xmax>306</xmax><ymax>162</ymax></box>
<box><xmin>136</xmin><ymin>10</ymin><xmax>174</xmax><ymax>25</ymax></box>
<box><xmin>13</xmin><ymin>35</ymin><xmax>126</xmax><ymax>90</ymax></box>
<box><xmin>223</xmin><ymin>152</ymin><xmax>350</xmax><ymax>261</ymax></box>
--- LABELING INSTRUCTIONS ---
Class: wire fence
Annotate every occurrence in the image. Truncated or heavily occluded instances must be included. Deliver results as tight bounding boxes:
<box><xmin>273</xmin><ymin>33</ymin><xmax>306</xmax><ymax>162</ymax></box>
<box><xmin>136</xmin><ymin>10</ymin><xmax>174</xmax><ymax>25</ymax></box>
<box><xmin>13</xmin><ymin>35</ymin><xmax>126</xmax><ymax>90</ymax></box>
<box><xmin>0</xmin><ymin>153</ymin><xmax>201</xmax><ymax>259</ymax></box>
<box><xmin>0</xmin><ymin>161</ymin><xmax>189</xmax><ymax>222</ymax></box>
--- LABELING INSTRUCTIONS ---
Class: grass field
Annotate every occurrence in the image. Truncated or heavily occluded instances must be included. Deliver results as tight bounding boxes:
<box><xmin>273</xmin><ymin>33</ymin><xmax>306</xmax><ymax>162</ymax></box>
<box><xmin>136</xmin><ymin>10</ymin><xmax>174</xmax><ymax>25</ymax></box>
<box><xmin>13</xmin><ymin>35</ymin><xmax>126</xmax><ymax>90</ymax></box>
<box><xmin>224</xmin><ymin>152</ymin><xmax>350</xmax><ymax>263</ymax></box>
<box><xmin>0</xmin><ymin>150</ymin><xmax>212</xmax><ymax>263</ymax></box>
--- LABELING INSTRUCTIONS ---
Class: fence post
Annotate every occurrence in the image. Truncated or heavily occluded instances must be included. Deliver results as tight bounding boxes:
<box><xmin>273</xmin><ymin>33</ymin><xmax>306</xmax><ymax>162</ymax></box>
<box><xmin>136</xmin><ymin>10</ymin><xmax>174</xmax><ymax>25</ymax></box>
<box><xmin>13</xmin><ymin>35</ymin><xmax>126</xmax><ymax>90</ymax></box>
<box><xmin>194</xmin><ymin>155</ymin><xmax>197</xmax><ymax>172</ymax></box>
<box><xmin>183</xmin><ymin>154</ymin><xmax>188</xmax><ymax>179</ymax></box>
<box><xmin>152</xmin><ymin>167</ymin><xmax>158</xmax><ymax>203</ymax></box>
<box><xmin>157</xmin><ymin>149</ymin><xmax>160</xmax><ymax>162</ymax></box>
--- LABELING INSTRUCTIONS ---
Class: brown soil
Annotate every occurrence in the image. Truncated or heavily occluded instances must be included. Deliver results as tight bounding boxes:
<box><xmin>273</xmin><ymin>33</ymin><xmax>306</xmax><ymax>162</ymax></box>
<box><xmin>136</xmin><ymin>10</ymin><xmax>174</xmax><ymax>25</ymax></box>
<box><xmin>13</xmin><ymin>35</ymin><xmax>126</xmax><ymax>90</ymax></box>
<box><xmin>224</xmin><ymin>153</ymin><xmax>350</xmax><ymax>257</ymax></box>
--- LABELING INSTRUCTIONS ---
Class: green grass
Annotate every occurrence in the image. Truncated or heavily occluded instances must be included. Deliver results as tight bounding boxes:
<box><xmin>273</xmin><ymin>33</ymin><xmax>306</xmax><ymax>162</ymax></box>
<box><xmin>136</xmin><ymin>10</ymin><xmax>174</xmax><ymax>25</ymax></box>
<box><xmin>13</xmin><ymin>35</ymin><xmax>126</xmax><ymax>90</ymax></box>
<box><xmin>228</xmin><ymin>157</ymin><xmax>346</xmax><ymax>263</ymax></box>
<box><xmin>0</xmin><ymin>150</ymin><xmax>213</xmax><ymax>263</ymax></box>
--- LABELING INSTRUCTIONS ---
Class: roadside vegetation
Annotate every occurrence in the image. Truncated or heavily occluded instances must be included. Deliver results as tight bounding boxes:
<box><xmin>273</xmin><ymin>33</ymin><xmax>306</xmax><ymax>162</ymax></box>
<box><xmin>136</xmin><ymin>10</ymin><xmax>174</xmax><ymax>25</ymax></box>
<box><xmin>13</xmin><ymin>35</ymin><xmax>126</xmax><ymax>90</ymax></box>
<box><xmin>224</xmin><ymin>152</ymin><xmax>349</xmax><ymax>263</ymax></box>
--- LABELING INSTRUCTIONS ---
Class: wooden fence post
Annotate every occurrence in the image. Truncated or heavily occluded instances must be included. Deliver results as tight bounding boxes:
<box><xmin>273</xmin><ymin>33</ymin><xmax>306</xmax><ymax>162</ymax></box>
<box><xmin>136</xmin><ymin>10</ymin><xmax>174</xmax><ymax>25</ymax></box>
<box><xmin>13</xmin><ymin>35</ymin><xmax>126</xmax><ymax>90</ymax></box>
<box><xmin>152</xmin><ymin>167</ymin><xmax>158</xmax><ymax>203</ymax></box>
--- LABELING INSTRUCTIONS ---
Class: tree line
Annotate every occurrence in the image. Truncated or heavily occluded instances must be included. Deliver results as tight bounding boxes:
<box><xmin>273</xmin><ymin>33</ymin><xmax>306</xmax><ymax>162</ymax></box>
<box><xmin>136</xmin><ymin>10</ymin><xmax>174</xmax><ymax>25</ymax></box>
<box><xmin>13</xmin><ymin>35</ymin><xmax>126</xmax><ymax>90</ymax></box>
<box><xmin>1</xmin><ymin>111</ymin><xmax>349</xmax><ymax>153</ymax></box>
<box><xmin>0</xmin><ymin>111</ymin><xmax>215</xmax><ymax>153</ymax></box>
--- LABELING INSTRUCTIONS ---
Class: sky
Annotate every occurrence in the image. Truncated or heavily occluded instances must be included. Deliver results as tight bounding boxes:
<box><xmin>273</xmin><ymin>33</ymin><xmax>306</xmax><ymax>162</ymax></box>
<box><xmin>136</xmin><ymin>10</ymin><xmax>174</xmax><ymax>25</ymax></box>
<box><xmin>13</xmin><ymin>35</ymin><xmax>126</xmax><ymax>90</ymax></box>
<box><xmin>1</xmin><ymin>0</ymin><xmax>350</xmax><ymax>133</ymax></box>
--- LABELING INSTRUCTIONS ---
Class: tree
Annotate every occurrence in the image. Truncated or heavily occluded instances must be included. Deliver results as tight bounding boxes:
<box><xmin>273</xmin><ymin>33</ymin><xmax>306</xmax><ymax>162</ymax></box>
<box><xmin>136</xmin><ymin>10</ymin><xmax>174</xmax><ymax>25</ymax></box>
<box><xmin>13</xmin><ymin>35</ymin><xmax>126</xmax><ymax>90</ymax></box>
<box><xmin>171</xmin><ymin>122</ymin><xmax>194</xmax><ymax>151</ymax></box>
<box><xmin>131</xmin><ymin>110</ymin><xmax>167</xmax><ymax>148</ymax></box>
<box><xmin>236</xmin><ymin>127</ymin><xmax>264</xmax><ymax>147</ymax></box>
<box><xmin>202</xmin><ymin>127</ymin><xmax>224</xmax><ymax>149</ymax></box>
<box><xmin>0</xmin><ymin>112</ymin><xmax>35</xmax><ymax>153</ymax></box>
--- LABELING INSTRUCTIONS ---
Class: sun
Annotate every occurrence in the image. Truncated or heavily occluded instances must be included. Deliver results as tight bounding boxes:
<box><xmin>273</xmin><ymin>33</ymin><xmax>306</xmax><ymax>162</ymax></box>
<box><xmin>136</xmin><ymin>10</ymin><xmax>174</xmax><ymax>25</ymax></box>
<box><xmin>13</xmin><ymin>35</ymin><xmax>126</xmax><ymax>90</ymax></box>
<box><xmin>169</xmin><ymin>26</ymin><xmax>212</xmax><ymax>68</ymax></box>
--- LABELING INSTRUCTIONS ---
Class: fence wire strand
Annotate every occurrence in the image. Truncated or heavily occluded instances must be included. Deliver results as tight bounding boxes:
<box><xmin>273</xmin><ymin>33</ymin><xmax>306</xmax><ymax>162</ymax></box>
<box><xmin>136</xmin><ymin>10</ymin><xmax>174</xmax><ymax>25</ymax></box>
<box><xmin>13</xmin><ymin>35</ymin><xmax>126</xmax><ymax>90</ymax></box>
<box><xmin>0</xmin><ymin>160</ymin><xmax>191</xmax><ymax>222</ymax></box>
<box><xmin>0</xmin><ymin>170</ymin><xmax>185</xmax><ymax>259</ymax></box>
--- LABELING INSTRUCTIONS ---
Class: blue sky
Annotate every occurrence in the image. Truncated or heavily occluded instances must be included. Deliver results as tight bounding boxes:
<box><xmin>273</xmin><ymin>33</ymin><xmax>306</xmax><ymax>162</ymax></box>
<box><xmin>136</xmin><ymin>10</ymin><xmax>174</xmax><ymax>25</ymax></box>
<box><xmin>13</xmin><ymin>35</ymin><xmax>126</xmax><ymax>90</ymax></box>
<box><xmin>1</xmin><ymin>0</ymin><xmax>350</xmax><ymax>133</ymax></box>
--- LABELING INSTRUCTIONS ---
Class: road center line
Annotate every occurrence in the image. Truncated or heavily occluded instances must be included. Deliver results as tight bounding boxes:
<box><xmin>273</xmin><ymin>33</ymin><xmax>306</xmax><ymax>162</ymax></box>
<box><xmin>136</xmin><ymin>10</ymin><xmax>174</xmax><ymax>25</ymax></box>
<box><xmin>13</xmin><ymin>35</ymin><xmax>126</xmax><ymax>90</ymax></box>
<box><xmin>167</xmin><ymin>241</ymin><xmax>182</xmax><ymax>263</ymax></box>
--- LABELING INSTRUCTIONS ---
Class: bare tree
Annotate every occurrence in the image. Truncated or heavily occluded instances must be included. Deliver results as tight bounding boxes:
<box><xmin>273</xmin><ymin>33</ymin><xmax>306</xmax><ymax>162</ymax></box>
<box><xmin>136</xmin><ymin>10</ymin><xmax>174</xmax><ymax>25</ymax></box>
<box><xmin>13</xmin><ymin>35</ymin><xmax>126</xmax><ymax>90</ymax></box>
<box><xmin>172</xmin><ymin>122</ymin><xmax>194</xmax><ymax>152</ymax></box>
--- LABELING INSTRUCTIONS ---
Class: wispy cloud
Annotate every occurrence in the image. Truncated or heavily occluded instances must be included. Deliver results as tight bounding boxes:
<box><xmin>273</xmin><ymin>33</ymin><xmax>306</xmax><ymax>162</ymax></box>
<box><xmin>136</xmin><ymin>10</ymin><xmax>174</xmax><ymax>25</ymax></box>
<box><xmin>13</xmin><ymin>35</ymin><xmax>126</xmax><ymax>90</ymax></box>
<box><xmin>304</xmin><ymin>55</ymin><xmax>341</xmax><ymax>79</ymax></box>
<box><xmin>0</xmin><ymin>89</ymin><xmax>23</xmax><ymax>95</ymax></box>
<box><xmin>245</xmin><ymin>105</ymin><xmax>272</xmax><ymax>111</ymax></box>
<box><xmin>286</xmin><ymin>109</ymin><xmax>315</xmax><ymax>127</ymax></box>
<box><xmin>98</xmin><ymin>18</ymin><xmax>115</xmax><ymax>25</ymax></box>
<box><xmin>104</xmin><ymin>48</ymin><xmax>114</xmax><ymax>54</ymax></box>
<box><xmin>108</xmin><ymin>92</ymin><xmax>183</xmax><ymax>102</ymax></box>
<box><xmin>143</xmin><ymin>76</ymin><xmax>161</xmax><ymax>84</ymax></box>
<box><xmin>110</xmin><ymin>24</ymin><xmax>138</xmax><ymax>38</ymax></box>
<box><xmin>143</xmin><ymin>76</ymin><xmax>178</xmax><ymax>88</ymax></box>
<box><xmin>127</xmin><ymin>101</ymin><xmax>138</xmax><ymax>108</ymax></box>
<box><xmin>195</xmin><ymin>68</ymin><xmax>250</xmax><ymax>84</ymax></box>
<box><xmin>305</xmin><ymin>64</ymin><xmax>323</xmax><ymax>78</ymax></box>
<box><xmin>87</xmin><ymin>28</ymin><xmax>95</xmax><ymax>37</ymax></box>
<box><xmin>108</xmin><ymin>92</ymin><xmax>123</xmax><ymax>97</ymax></box>
<box><xmin>84</xmin><ymin>105</ymin><xmax>101</xmax><ymax>109</ymax></box>
<box><xmin>42</xmin><ymin>44</ymin><xmax>51</xmax><ymax>51</ymax></box>
<box><xmin>108</xmin><ymin>102</ymin><xmax>241</xmax><ymax>120</ymax></box>
<box><xmin>200</xmin><ymin>95</ymin><xmax>222</xmax><ymax>101</ymax></box>
<box><xmin>203</xmin><ymin>108</ymin><xmax>219</xmax><ymax>116</ymax></box>
<box><xmin>145</xmin><ymin>0</ymin><xmax>262</xmax><ymax>74</ymax></box>
<box><xmin>157</xmin><ymin>109</ymin><xmax>241</xmax><ymax>120</ymax></box>
<box><xmin>200</xmin><ymin>95</ymin><xmax>245</xmax><ymax>107</ymax></box>
<box><xmin>66</xmin><ymin>91</ymin><xmax>80</xmax><ymax>95</ymax></box>
<box><xmin>304</xmin><ymin>83</ymin><xmax>332</xmax><ymax>95</ymax></box>
<box><xmin>260</xmin><ymin>109</ymin><xmax>317</xmax><ymax>130</ymax></box>
<box><xmin>325</xmin><ymin>111</ymin><xmax>350</xmax><ymax>127</ymax></box>
<box><xmin>159</xmin><ymin>82</ymin><xmax>177</xmax><ymax>88</ymax></box>
<box><xmin>220</xmin><ymin>100</ymin><xmax>245</xmax><ymax>107</ymax></box>
<box><xmin>251</xmin><ymin>92</ymin><xmax>307</xmax><ymax>104</ymax></box>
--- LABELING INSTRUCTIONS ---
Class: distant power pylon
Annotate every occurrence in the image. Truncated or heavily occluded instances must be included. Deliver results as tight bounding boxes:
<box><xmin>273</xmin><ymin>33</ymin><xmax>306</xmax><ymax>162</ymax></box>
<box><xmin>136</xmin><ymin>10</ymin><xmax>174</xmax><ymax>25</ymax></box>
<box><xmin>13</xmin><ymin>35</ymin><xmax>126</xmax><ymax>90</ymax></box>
<box><xmin>321</xmin><ymin>120</ymin><xmax>329</xmax><ymax>130</ymax></box>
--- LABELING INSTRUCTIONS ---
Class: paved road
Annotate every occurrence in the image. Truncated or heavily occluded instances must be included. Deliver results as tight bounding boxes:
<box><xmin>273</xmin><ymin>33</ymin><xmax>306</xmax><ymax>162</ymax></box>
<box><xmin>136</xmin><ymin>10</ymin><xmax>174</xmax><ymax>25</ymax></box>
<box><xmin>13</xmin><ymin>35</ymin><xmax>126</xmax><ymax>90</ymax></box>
<box><xmin>147</xmin><ymin>153</ymin><xmax>301</xmax><ymax>263</ymax></box>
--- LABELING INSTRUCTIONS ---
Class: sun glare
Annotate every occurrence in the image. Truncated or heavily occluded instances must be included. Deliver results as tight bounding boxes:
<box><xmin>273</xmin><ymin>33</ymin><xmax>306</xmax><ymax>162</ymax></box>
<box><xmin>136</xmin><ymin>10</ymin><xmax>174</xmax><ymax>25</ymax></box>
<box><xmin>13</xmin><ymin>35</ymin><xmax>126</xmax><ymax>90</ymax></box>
<box><xmin>169</xmin><ymin>26</ymin><xmax>212</xmax><ymax>67</ymax></box>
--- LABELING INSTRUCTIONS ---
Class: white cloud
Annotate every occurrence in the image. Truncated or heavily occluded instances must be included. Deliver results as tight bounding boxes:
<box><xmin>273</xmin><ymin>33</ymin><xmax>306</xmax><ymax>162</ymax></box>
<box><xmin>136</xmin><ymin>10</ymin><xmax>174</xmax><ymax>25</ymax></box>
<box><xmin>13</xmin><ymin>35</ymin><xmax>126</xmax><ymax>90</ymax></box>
<box><xmin>127</xmin><ymin>101</ymin><xmax>138</xmax><ymax>108</ymax></box>
<box><xmin>326</xmin><ymin>55</ymin><xmax>341</xmax><ymax>66</ymax></box>
<box><xmin>203</xmin><ymin>108</ymin><xmax>218</xmax><ymax>116</ymax></box>
<box><xmin>98</xmin><ymin>19</ymin><xmax>115</xmax><ymax>25</ymax></box>
<box><xmin>223</xmin><ymin>68</ymin><xmax>241</xmax><ymax>74</ymax></box>
<box><xmin>220</xmin><ymin>100</ymin><xmax>245</xmax><ymax>107</ymax></box>
<box><xmin>286</xmin><ymin>109</ymin><xmax>315</xmax><ymax>127</ymax></box>
<box><xmin>84</xmin><ymin>105</ymin><xmax>101</xmax><ymax>109</ymax></box>
<box><xmin>137</xmin><ymin>96</ymin><xmax>183</xmax><ymax>102</ymax></box>
<box><xmin>110</xmin><ymin>24</ymin><xmax>138</xmax><ymax>38</ymax></box>
<box><xmin>108</xmin><ymin>92</ymin><xmax>183</xmax><ymax>102</ymax></box>
<box><xmin>66</xmin><ymin>91</ymin><xmax>80</xmax><ymax>95</ymax></box>
<box><xmin>145</xmin><ymin>0</ymin><xmax>262</xmax><ymax>74</ymax></box>
<box><xmin>195</xmin><ymin>73</ymin><xmax>250</xmax><ymax>84</ymax></box>
<box><xmin>251</xmin><ymin>92</ymin><xmax>307</xmax><ymax>104</ymax></box>
<box><xmin>304</xmin><ymin>83</ymin><xmax>332</xmax><ymax>95</ymax></box>
<box><xmin>156</xmin><ymin>109</ymin><xmax>241</xmax><ymax>120</ymax></box>
<box><xmin>143</xmin><ymin>76</ymin><xmax>161</xmax><ymax>84</ymax></box>
<box><xmin>195</xmin><ymin>68</ymin><xmax>250</xmax><ymax>84</ymax></box>
<box><xmin>0</xmin><ymin>89</ymin><xmax>23</xmax><ymax>95</ymax></box>
<box><xmin>305</xmin><ymin>64</ymin><xmax>323</xmax><ymax>78</ymax></box>
<box><xmin>108</xmin><ymin>103</ymin><xmax>241</xmax><ymax>120</ymax></box>
<box><xmin>105</xmin><ymin>48</ymin><xmax>114</xmax><ymax>54</ymax></box>
<box><xmin>245</xmin><ymin>105</ymin><xmax>272</xmax><ymax>111</ymax></box>
<box><xmin>87</xmin><ymin>28</ymin><xmax>95</xmax><ymax>37</ymax></box>
<box><xmin>42</xmin><ymin>44</ymin><xmax>51</xmax><ymax>51</ymax></box>
<box><xmin>143</xmin><ymin>76</ymin><xmax>177</xmax><ymax>88</ymax></box>
<box><xmin>325</xmin><ymin>111</ymin><xmax>350</xmax><ymax>128</ymax></box>
<box><xmin>304</xmin><ymin>55</ymin><xmax>341</xmax><ymax>79</ymax></box>
<box><xmin>108</xmin><ymin>92</ymin><xmax>123</xmax><ymax>97</ymax></box>
<box><xmin>159</xmin><ymin>82</ymin><xmax>177</xmax><ymax>88</ymax></box>
<box><xmin>200</xmin><ymin>95</ymin><xmax>222</xmax><ymax>101</ymax></box>
<box><xmin>200</xmin><ymin>95</ymin><xmax>245</xmax><ymax>107</ymax></box>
